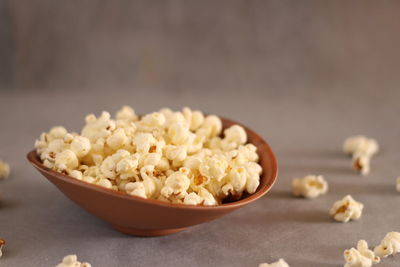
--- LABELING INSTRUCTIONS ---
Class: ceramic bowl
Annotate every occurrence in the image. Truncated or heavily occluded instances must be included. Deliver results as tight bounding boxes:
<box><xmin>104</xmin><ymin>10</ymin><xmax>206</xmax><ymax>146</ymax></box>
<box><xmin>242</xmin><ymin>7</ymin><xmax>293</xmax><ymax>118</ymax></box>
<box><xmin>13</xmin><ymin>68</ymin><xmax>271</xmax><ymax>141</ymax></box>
<box><xmin>27</xmin><ymin>118</ymin><xmax>278</xmax><ymax>237</ymax></box>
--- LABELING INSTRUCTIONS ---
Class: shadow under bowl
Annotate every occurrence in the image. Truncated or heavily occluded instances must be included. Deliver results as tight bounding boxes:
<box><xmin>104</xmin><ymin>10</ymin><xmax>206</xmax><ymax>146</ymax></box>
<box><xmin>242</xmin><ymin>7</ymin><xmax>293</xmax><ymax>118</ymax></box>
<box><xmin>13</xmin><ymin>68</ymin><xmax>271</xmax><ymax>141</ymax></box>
<box><xmin>27</xmin><ymin>118</ymin><xmax>278</xmax><ymax>237</ymax></box>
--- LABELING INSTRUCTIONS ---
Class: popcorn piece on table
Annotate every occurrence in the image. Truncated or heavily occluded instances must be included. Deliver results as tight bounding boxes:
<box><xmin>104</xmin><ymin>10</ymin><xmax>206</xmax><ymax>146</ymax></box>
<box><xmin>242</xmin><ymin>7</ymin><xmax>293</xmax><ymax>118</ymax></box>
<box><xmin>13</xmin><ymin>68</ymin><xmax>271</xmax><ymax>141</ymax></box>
<box><xmin>259</xmin><ymin>259</ymin><xmax>289</xmax><ymax>267</ymax></box>
<box><xmin>344</xmin><ymin>240</ymin><xmax>380</xmax><ymax>267</ymax></box>
<box><xmin>56</xmin><ymin>254</ymin><xmax>91</xmax><ymax>267</ymax></box>
<box><xmin>374</xmin><ymin>232</ymin><xmax>400</xmax><ymax>258</ymax></box>
<box><xmin>0</xmin><ymin>239</ymin><xmax>4</xmax><ymax>258</ymax></box>
<box><xmin>330</xmin><ymin>195</ymin><xmax>363</xmax><ymax>223</ymax></box>
<box><xmin>396</xmin><ymin>177</ymin><xmax>400</xmax><ymax>193</ymax></box>
<box><xmin>0</xmin><ymin>160</ymin><xmax>10</xmax><ymax>179</ymax></box>
<box><xmin>343</xmin><ymin>135</ymin><xmax>379</xmax><ymax>176</ymax></box>
<box><xmin>291</xmin><ymin>175</ymin><xmax>328</xmax><ymax>199</ymax></box>
<box><xmin>343</xmin><ymin>136</ymin><xmax>379</xmax><ymax>157</ymax></box>
<box><xmin>352</xmin><ymin>153</ymin><xmax>370</xmax><ymax>176</ymax></box>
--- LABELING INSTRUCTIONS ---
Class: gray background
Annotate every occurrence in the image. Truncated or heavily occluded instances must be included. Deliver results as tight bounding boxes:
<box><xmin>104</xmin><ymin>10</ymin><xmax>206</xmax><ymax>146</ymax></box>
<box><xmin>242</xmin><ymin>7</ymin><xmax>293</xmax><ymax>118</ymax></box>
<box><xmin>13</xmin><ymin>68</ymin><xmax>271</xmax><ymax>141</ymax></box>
<box><xmin>0</xmin><ymin>1</ymin><xmax>399</xmax><ymax>266</ymax></box>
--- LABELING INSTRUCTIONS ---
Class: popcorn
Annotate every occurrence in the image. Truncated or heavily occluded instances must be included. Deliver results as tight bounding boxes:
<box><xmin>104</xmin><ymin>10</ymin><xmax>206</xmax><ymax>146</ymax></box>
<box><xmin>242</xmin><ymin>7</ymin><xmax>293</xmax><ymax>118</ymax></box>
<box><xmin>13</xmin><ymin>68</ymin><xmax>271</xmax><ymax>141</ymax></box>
<box><xmin>330</xmin><ymin>195</ymin><xmax>363</xmax><ymax>223</ymax></box>
<box><xmin>396</xmin><ymin>177</ymin><xmax>400</xmax><ymax>193</ymax></box>
<box><xmin>344</xmin><ymin>240</ymin><xmax>380</xmax><ymax>267</ymax></box>
<box><xmin>0</xmin><ymin>160</ymin><xmax>10</xmax><ymax>179</ymax></box>
<box><xmin>343</xmin><ymin>135</ymin><xmax>379</xmax><ymax>175</ymax></box>
<box><xmin>374</xmin><ymin>232</ymin><xmax>400</xmax><ymax>258</ymax></box>
<box><xmin>34</xmin><ymin>106</ymin><xmax>262</xmax><ymax>206</ymax></box>
<box><xmin>292</xmin><ymin>175</ymin><xmax>328</xmax><ymax>199</ymax></box>
<box><xmin>56</xmin><ymin>254</ymin><xmax>91</xmax><ymax>267</ymax></box>
<box><xmin>161</xmin><ymin>171</ymin><xmax>191</xmax><ymax>199</ymax></box>
<box><xmin>259</xmin><ymin>259</ymin><xmax>289</xmax><ymax>267</ymax></box>
<box><xmin>352</xmin><ymin>153</ymin><xmax>370</xmax><ymax>176</ymax></box>
<box><xmin>343</xmin><ymin>136</ymin><xmax>379</xmax><ymax>157</ymax></box>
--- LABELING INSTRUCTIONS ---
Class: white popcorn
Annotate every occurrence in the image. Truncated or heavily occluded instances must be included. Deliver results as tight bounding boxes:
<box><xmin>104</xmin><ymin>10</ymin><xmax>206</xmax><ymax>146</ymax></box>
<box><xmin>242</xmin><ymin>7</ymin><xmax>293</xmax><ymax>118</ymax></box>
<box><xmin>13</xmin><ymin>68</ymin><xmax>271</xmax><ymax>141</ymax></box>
<box><xmin>134</xmin><ymin>133</ymin><xmax>156</xmax><ymax>153</ymax></box>
<box><xmin>70</xmin><ymin>136</ymin><xmax>91</xmax><ymax>158</ymax></box>
<box><xmin>168</xmin><ymin>122</ymin><xmax>190</xmax><ymax>145</ymax></box>
<box><xmin>343</xmin><ymin>136</ymin><xmax>379</xmax><ymax>157</ymax></box>
<box><xmin>165</xmin><ymin>145</ymin><xmax>187</xmax><ymax>163</ymax></box>
<box><xmin>374</xmin><ymin>232</ymin><xmax>400</xmax><ymax>258</ymax></box>
<box><xmin>55</xmin><ymin>150</ymin><xmax>79</xmax><ymax>171</ymax></box>
<box><xmin>199</xmin><ymin>154</ymin><xmax>228</xmax><ymax>181</ymax></box>
<box><xmin>68</xmin><ymin>170</ymin><xmax>83</xmax><ymax>180</ymax></box>
<box><xmin>259</xmin><ymin>259</ymin><xmax>289</xmax><ymax>267</ymax></box>
<box><xmin>292</xmin><ymin>175</ymin><xmax>328</xmax><ymax>199</ymax></box>
<box><xmin>106</xmin><ymin>128</ymin><xmax>127</xmax><ymax>150</ymax></box>
<box><xmin>116</xmin><ymin>105</ymin><xmax>138</xmax><ymax>121</ymax></box>
<box><xmin>330</xmin><ymin>195</ymin><xmax>363</xmax><ymax>223</ymax></box>
<box><xmin>0</xmin><ymin>160</ymin><xmax>10</xmax><ymax>179</ymax></box>
<box><xmin>352</xmin><ymin>153</ymin><xmax>371</xmax><ymax>176</ymax></box>
<box><xmin>161</xmin><ymin>171</ymin><xmax>191</xmax><ymax>199</ymax></box>
<box><xmin>125</xmin><ymin>182</ymin><xmax>147</xmax><ymax>198</ymax></box>
<box><xmin>396</xmin><ymin>177</ymin><xmax>400</xmax><ymax>193</ymax></box>
<box><xmin>35</xmin><ymin>106</ymin><xmax>262</xmax><ymax>206</ymax></box>
<box><xmin>56</xmin><ymin>254</ymin><xmax>91</xmax><ymax>267</ymax></box>
<box><xmin>198</xmin><ymin>187</ymin><xmax>217</xmax><ymax>206</ymax></box>
<box><xmin>183</xmin><ymin>192</ymin><xmax>203</xmax><ymax>205</ymax></box>
<box><xmin>223</xmin><ymin>125</ymin><xmax>247</xmax><ymax>146</ymax></box>
<box><xmin>344</xmin><ymin>240</ymin><xmax>380</xmax><ymax>267</ymax></box>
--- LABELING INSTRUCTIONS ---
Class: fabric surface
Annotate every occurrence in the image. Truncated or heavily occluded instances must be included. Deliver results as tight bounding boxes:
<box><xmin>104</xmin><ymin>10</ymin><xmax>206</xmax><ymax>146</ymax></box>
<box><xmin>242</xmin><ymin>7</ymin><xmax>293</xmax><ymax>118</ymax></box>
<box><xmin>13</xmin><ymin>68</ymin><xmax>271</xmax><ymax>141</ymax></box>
<box><xmin>0</xmin><ymin>87</ymin><xmax>399</xmax><ymax>267</ymax></box>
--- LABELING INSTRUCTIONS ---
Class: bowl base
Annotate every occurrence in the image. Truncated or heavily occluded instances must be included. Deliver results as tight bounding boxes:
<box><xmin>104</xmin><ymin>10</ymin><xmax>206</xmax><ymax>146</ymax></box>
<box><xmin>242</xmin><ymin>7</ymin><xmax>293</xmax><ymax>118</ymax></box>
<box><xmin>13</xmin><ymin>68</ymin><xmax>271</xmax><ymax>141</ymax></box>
<box><xmin>111</xmin><ymin>224</ymin><xmax>187</xmax><ymax>237</ymax></box>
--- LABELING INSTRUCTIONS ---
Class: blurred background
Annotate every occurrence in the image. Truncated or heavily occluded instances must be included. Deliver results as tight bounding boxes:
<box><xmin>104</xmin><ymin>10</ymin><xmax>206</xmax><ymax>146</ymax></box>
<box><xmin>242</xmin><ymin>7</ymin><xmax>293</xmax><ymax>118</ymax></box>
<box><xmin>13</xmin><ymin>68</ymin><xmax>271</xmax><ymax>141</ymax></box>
<box><xmin>1</xmin><ymin>0</ymin><xmax>400</xmax><ymax>93</ymax></box>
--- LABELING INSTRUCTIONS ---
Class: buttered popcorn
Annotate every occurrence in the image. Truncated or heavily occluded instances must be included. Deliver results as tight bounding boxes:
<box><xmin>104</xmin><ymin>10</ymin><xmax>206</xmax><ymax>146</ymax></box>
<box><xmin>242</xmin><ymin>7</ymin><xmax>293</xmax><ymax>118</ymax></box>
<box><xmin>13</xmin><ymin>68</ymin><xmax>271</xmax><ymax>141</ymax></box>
<box><xmin>329</xmin><ymin>195</ymin><xmax>364</xmax><ymax>223</ymax></box>
<box><xmin>344</xmin><ymin>240</ymin><xmax>380</xmax><ymax>267</ymax></box>
<box><xmin>35</xmin><ymin>106</ymin><xmax>263</xmax><ymax>206</ymax></box>
<box><xmin>292</xmin><ymin>175</ymin><xmax>328</xmax><ymax>199</ymax></box>
<box><xmin>56</xmin><ymin>254</ymin><xmax>91</xmax><ymax>267</ymax></box>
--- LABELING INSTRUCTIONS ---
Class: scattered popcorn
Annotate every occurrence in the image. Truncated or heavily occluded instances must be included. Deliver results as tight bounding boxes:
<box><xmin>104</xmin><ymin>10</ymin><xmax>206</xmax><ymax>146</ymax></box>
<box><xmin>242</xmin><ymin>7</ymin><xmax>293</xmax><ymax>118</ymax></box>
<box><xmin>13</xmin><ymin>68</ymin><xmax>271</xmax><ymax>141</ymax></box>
<box><xmin>352</xmin><ymin>153</ymin><xmax>370</xmax><ymax>176</ymax></box>
<box><xmin>330</xmin><ymin>195</ymin><xmax>363</xmax><ymax>223</ymax></box>
<box><xmin>258</xmin><ymin>259</ymin><xmax>289</xmax><ymax>267</ymax></box>
<box><xmin>56</xmin><ymin>254</ymin><xmax>91</xmax><ymax>267</ymax></box>
<box><xmin>396</xmin><ymin>177</ymin><xmax>400</xmax><ymax>193</ymax></box>
<box><xmin>343</xmin><ymin>136</ymin><xmax>379</xmax><ymax>157</ymax></box>
<box><xmin>34</xmin><ymin>106</ymin><xmax>262</xmax><ymax>206</ymax></box>
<box><xmin>0</xmin><ymin>160</ymin><xmax>10</xmax><ymax>179</ymax></box>
<box><xmin>374</xmin><ymin>232</ymin><xmax>400</xmax><ymax>258</ymax></box>
<box><xmin>0</xmin><ymin>239</ymin><xmax>4</xmax><ymax>258</ymax></box>
<box><xmin>343</xmin><ymin>135</ymin><xmax>379</xmax><ymax>175</ymax></box>
<box><xmin>344</xmin><ymin>240</ymin><xmax>380</xmax><ymax>267</ymax></box>
<box><xmin>291</xmin><ymin>175</ymin><xmax>328</xmax><ymax>199</ymax></box>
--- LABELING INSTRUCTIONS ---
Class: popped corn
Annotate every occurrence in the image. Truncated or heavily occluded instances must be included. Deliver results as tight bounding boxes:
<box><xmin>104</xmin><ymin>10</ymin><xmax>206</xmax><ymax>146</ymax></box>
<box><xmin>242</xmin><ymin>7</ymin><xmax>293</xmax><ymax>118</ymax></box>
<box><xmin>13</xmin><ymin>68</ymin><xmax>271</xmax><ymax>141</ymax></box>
<box><xmin>343</xmin><ymin>136</ymin><xmax>379</xmax><ymax>157</ymax></box>
<box><xmin>374</xmin><ymin>232</ymin><xmax>400</xmax><ymax>258</ymax></box>
<box><xmin>34</xmin><ymin>106</ymin><xmax>263</xmax><ymax>206</ymax></box>
<box><xmin>343</xmin><ymin>135</ymin><xmax>379</xmax><ymax>175</ymax></box>
<box><xmin>344</xmin><ymin>240</ymin><xmax>380</xmax><ymax>267</ymax></box>
<box><xmin>330</xmin><ymin>195</ymin><xmax>363</xmax><ymax>223</ymax></box>
<box><xmin>291</xmin><ymin>175</ymin><xmax>328</xmax><ymax>199</ymax></box>
<box><xmin>56</xmin><ymin>254</ymin><xmax>91</xmax><ymax>267</ymax></box>
<box><xmin>258</xmin><ymin>259</ymin><xmax>289</xmax><ymax>267</ymax></box>
<box><xmin>0</xmin><ymin>160</ymin><xmax>10</xmax><ymax>179</ymax></box>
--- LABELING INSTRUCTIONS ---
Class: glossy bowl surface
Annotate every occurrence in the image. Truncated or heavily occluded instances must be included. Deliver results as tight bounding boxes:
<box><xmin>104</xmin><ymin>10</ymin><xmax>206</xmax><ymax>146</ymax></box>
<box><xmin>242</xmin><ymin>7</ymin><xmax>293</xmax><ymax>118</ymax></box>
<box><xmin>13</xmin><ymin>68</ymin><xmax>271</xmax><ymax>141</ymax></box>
<box><xmin>27</xmin><ymin>118</ymin><xmax>278</xmax><ymax>236</ymax></box>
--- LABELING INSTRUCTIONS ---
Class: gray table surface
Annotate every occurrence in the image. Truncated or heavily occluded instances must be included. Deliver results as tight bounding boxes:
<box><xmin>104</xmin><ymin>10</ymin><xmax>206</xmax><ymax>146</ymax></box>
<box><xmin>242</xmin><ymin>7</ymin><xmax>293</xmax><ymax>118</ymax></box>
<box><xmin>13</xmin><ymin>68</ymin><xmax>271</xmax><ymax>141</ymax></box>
<box><xmin>0</xmin><ymin>87</ymin><xmax>399</xmax><ymax>267</ymax></box>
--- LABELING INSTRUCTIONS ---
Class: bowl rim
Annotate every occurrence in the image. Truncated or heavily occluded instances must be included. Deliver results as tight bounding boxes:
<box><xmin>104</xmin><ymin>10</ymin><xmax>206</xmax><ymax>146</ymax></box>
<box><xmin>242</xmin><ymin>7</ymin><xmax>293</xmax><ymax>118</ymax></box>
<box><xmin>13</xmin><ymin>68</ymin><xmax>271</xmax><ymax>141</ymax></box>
<box><xmin>27</xmin><ymin>118</ymin><xmax>278</xmax><ymax>211</ymax></box>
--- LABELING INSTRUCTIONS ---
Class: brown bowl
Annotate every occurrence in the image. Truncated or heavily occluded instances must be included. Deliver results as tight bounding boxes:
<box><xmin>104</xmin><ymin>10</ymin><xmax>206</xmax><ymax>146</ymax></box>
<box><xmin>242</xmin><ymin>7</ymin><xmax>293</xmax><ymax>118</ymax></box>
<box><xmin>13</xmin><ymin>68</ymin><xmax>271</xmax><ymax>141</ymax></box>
<box><xmin>27</xmin><ymin>118</ymin><xmax>278</xmax><ymax>237</ymax></box>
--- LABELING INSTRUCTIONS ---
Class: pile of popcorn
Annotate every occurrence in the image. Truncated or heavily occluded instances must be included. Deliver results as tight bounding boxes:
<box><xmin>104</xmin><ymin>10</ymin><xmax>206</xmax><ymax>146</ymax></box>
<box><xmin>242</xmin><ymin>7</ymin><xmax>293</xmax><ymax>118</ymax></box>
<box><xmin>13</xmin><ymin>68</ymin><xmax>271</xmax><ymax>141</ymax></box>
<box><xmin>34</xmin><ymin>106</ymin><xmax>262</xmax><ymax>206</ymax></box>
